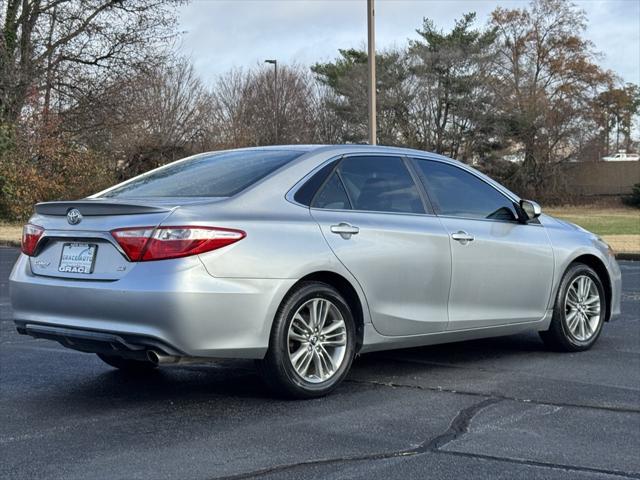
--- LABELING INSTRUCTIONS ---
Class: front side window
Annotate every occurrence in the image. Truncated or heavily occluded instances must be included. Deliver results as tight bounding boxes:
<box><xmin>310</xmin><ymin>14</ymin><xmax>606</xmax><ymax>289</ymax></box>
<box><xmin>102</xmin><ymin>150</ymin><xmax>305</xmax><ymax>198</ymax></box>
<box><xmin>414</xmin><ymin>159</ymin><xmax>517</xmax><ymax>221</ymax></box>
<box><xmin>318</xmin><ymin>156</ymin><xmax>423</xmax><ymax>214</ymax></box>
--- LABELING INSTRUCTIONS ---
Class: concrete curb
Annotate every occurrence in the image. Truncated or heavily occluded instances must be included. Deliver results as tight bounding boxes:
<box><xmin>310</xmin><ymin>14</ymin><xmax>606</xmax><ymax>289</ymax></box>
<box><xmin>616</xmin><ymin>253</ymin><xmax>640</xmax><ymax>261</ymax></box>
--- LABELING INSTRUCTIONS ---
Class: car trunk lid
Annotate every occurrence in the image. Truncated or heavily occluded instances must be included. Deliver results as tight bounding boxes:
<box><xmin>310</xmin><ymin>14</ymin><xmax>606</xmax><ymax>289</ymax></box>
<box><xmin>27</xmin><ymin>198</ymin><xmax>217</xmax><ymax>280</ymax></box>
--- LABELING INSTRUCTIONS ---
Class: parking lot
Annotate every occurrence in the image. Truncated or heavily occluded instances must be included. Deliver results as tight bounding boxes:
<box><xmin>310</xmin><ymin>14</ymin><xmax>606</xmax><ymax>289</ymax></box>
<box><xmin>1</xmin><ymin>246</ymin><xmax>638</xmax><ymax>479</ymax></box>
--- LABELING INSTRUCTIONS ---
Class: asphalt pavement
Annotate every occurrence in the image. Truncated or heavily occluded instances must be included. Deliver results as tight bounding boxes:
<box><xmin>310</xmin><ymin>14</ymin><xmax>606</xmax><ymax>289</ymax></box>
<box><xmin>1</xmin><ymin>246</ymin><xmax>639</xmax><ymax>480</ymax></box>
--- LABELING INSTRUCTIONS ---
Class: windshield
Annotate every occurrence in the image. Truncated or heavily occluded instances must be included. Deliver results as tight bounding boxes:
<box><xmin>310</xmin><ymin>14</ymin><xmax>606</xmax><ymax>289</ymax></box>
<box><xmin>101</xmin><ymin>150</ymin><xmax>305</xmax><ymax>198</ymax></box>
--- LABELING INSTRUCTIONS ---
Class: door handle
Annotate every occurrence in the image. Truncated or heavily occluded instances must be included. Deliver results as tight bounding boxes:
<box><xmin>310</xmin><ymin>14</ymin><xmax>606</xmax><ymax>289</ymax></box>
<box><xmin>451</xmin><ymin>231</ymin><xmax>474</xmax><ymax>244</ymax></box>
<box><xmin>330</xmin><ymin>223</ymin><xmax>359</xmax><ymax>238</ymax></box>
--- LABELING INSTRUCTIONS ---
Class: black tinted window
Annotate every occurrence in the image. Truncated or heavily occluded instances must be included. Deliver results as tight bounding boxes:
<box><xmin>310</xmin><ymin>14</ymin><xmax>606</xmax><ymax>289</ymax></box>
<box><xmin>414</xmin><ymin>159</ymin><xmax>517</xmax><ymax>221</ymax></box>
<box><xmin>337</xmin><ymin>156</ymin><xmax>423</xmax><ymax>214</ymax></box>
<box><xmin>294</xmin><ymin>160</ymin><xmax>338</xmax><ymax>206</ymax></box>
<box><xmin>312</xmin><ymin>173</ymin><xmax>351</xmax><ymax>209</ymax></box>
<box><xmin>103</xmin><ymin>150</ymin><xmax>304</xmax><ymax>198</ymax></box>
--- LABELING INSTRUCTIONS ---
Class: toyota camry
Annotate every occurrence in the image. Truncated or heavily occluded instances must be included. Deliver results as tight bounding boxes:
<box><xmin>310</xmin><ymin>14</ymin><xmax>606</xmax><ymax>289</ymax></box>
<box><xmin>10</xmin><ymin>145</ymin><xmax>622</xmax><ymax>398</ymax></box>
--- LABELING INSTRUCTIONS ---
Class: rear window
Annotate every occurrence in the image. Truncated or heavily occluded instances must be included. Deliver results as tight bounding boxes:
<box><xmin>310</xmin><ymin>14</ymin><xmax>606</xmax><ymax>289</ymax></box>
<box><xmin>102</xmin><ymin>150</ymin><xmax>305</xmax><ymax>198</ymax></box>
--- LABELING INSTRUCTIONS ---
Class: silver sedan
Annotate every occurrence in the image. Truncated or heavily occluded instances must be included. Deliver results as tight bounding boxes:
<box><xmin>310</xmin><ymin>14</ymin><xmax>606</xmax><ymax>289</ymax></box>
<box><xmin>10</xmin><ymin>145</ymin><xmax>622</xmax><ymax>398</ymax></box>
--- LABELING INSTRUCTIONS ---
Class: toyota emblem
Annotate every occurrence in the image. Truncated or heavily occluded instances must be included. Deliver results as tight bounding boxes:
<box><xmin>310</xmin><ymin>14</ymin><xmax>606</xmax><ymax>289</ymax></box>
<box><xmin>67</xmin><ymin>208</ymin><xmax>83</xmax><ymax>225</ymax></box>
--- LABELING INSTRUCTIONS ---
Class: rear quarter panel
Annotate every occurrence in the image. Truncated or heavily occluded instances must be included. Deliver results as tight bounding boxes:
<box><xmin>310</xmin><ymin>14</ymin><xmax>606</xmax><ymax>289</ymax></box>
<box><xmin>170</xmin><ymin>199</ymin><xmax>342</xmax><ymax>279</ymax></box>
<box><xmin>166</xmin><ymin>195</ymin><xmax>374</xmax><ymax>328</ymax></box>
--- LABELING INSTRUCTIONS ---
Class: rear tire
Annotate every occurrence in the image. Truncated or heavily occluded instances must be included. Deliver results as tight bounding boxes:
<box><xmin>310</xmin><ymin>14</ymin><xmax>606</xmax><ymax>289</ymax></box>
<box><xmin>258</xmin><ymin>282</ymin><xmax>356</xmax><ymax>399</ymax></box>
<box><xmin>540</xmin><ymin>263</ymin><xmax>606</xmax><ymax>352</ymax></box>
<box><xmin>96</xmin><ymin>353</ymin><xmax>157</xmax><ymax>373</ymax></box>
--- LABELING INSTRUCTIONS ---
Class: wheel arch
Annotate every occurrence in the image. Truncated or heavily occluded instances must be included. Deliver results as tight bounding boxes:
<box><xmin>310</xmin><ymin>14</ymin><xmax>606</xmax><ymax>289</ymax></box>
<box><xmin>568</xmin><ymin>254</ymin><xmax>612</xmax><ymax>322</ymax></box>
<box><xmin>288</xmin><ymin>271</ymin><xmax>366</xmax><ymax>352</ymax></box>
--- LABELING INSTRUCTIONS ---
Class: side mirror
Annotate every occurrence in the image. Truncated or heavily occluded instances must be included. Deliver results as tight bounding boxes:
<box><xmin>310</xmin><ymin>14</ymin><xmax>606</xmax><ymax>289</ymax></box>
<box><xmin>520</xmin><ymin>199</ymin><xmax>542</xmax><ymax>222</ymax></box>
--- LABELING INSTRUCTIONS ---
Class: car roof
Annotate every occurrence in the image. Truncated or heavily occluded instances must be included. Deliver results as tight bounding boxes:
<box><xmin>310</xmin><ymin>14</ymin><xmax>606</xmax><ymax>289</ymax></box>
<box><xmin>275</xmin><ymin>144</ymin><xmax>519</xmax><ymax>202</ymax></box>
<box><xmin>207</xmin><ymin>144</ymin><xmax>454</xmax><ymax>161</ymax></box>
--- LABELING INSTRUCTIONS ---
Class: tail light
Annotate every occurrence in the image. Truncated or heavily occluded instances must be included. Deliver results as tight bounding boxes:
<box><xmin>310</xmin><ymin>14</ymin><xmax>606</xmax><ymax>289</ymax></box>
<box><xmin>21</xmin><ymin>224</ymin><xmax>45</xmax><ymax>256</ymax></box>
<box><xmin>110</xmin><ymin>227</ymin><xmax>155</xmax><ymax>261</ymax></box>
<box><xmin>111</xmin><ymin>226</ymin><xmax>245</xmax><ymax>261</ymax></box>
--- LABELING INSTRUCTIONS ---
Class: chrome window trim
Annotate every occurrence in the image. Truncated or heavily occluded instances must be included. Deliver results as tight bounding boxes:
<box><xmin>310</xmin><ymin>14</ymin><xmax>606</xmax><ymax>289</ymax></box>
<box><xmin>286</xmin><ymin>151</ymin><xmax>542</xmax><ymax>225</ymax></box>
<box><xmin>432</xmin><ymin>213</ymin><xmax>544</xmax><ymax>227</ymax></box>
<box><xmin>309</xmin><ymin>206</ymin><xmax>439</xmax><ymax>219</ymax></box>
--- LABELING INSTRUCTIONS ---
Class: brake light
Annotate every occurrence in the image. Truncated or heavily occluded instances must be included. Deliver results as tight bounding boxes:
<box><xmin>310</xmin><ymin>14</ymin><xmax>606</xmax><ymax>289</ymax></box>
<box><xmin>111</xmin><ymin>227</ymin><xmax>154</xmax><ymax>261</ymax></box>
<box><xmin>21</xmin><ymin>224</ymin><xmax>45</xmax><ymax>256</ymax></box>
<box><xmin>111</xmin><ymin>226</ymin><xmax>245</xmax><ymax>261</ymax></box>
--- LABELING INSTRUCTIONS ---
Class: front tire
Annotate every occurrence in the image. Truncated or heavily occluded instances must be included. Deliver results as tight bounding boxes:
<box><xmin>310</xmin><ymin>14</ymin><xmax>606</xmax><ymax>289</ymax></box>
<box><xmin>258</xmin><ymin>282</ymin><xmax>356</xmax><ymax>399</ymax></box>
<box><xmin>540</xmin><ymin>263</ymin><xmax>606</xmax><ymax>352</ymax></box>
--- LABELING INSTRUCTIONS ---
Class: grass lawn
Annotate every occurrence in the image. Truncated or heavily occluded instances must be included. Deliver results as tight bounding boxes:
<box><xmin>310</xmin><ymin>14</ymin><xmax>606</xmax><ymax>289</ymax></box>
<box><xmin>543</xmin><ymin>206</ymin><xmax>639</xmax><ymax>254</ymax></box>
<box><xmin>545</xmin><ymin>206</ymin><xmax>640</xmax><ymax>236</ymax></box>
<box><xmin>0</xmin><ymin>223</ymin><xmax>22</xmax><ymax>247</ymax></box>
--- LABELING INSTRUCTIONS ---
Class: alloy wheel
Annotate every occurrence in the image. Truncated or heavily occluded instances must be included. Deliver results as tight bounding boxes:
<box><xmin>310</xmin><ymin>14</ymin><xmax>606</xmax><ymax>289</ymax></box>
<box><xmin>287</xmin><ymin>298</ymin><xmax>347</xmax><ymax>383</ymax></box>
<box><xmin>564</xmin><ymin>275</ymin><xmax>601</xmax><ymax>341</ymax></box>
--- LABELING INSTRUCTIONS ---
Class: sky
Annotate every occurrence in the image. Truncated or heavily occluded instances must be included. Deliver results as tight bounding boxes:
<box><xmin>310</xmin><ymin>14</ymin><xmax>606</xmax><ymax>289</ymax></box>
<box><xmin>177</xmin><ymin>0</ymin><xmax>640</xmax><ymax>86</ymax></box>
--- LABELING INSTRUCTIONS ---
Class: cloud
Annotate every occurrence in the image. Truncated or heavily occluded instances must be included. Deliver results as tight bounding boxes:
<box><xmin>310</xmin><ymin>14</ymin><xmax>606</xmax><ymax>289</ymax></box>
<box><xmin>177</xmin><ymin>0</ymin><xmax>640</xmax><ymax>84</ymax></box>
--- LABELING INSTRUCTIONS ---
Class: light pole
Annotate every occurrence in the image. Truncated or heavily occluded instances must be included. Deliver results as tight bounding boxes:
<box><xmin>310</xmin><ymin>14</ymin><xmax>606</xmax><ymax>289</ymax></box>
<box><xmin>367</xmin><ymin>0</ymin><xmax>376</xmax><ymax>145</ymax></box>
<box><xmin>265</xmin><ymin>59</ymin><xmax>278</xmax><ymax>145</ymax></box>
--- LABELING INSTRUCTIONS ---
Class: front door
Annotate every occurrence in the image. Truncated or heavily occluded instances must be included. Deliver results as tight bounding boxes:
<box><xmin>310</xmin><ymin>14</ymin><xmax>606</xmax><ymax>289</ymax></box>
<box><xmin>412</xmin><ymin>158</ymin><xmax>554</xmax><ymax>330</ymax></box>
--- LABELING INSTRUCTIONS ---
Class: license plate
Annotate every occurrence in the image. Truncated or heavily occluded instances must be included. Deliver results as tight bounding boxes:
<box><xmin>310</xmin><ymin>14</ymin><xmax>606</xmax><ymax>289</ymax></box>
<box><xmin>58</xmin><ymin>243</ymin><xmax>97</xmax><ymax>274</ymax></box>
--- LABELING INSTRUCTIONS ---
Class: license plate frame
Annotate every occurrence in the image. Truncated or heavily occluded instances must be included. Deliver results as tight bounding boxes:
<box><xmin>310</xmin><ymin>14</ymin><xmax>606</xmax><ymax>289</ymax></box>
<box><xmin>58</xmin><ymin>243</ymin><xmax>98</xmax><ymax>274</ymax></box>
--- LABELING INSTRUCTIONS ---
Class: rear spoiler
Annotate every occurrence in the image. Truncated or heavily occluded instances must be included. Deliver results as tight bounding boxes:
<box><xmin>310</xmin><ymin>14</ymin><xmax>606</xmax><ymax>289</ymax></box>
<box><xmin>35</xmin><ymin>201</ymin><xmax>171</xmax><ymax>216</ymax></box>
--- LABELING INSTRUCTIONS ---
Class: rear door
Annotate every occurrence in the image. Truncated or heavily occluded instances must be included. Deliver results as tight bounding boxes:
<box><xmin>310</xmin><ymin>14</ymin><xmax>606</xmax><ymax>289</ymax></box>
<box><xmin>411</xmin><ymin>158</ymin><xmax>554</xmax><ymax>330</ymax></box>
<box><xmin>310</xmin><ymin>155</ymin><xmax>452</xmax><ymax>336</ymax></box>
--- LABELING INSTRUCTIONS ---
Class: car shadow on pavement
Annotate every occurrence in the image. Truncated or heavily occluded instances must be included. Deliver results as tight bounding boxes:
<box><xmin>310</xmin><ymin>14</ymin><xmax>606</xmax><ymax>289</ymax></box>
<box><xmin>63</xmin><ymin>360</ymin><xmax>280</xmax><ymax>407</ymax></box>
<box><xmin>42</xmin><ymin>334</ymin><xmax>576</xmax><ymax>410</ymax></box>
<box><xmin>355</xmin><ymin>332</ymin><xmax>550</xmax><ymax>368</ymax></box>
<box><xmin>54</xmin><ymin>333</ymin><xmax>549</xmax><ymax>409</ymax></box>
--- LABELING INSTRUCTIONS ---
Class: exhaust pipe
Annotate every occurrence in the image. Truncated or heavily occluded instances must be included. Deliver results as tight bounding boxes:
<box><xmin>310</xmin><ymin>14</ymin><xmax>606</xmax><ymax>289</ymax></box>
<box><xmin>147</xmin><ymin>351</ymin><xmax>179</xmax><ymax>365</ymax></box>
<box><xmin>147</xmin><ymin>350</ymin><xmax>212</xmax><ymax>366</ymax></box>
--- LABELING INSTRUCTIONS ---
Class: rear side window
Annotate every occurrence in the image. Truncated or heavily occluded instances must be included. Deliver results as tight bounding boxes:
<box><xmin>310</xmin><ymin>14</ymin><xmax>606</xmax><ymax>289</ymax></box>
<box><xmin>312</xmin><ymin>173</ymin><xmax>351</xmax><ymax>209</ymax></box>
<box><xmin>102</xmin><ymin>150</ymin><xmax>305</xmax><ymax>198</ymax></box>
<box><xmin>294</xmin><ymin>160</ymin><xmax>339</xmax><ymax>205</ymax></box>
<box><xmin>337</xmin><ymin>156</ymin><xmax>424</xmax><ymax>214</ymax></box>
<box><xmin>414</xmin><ymin>159</ymin><xmax>517</xmax><ymax>221</ymax></box>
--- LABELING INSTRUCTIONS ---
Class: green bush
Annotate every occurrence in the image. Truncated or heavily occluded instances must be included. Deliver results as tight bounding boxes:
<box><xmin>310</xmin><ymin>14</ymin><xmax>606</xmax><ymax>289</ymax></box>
<box><xmin>622</xmin><ymin>183</ymin><xmax>640</xmax><ymax>208</ymax></box>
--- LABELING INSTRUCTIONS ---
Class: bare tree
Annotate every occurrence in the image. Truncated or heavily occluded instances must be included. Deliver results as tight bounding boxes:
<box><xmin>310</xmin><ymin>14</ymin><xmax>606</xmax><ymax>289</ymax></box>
<box><xmin>310</xmin><ymin>82</ymin><xmax>346</xmax><ymax>144</ymax></box>
<box><xmin>244</xmin><ymin>64</ymin><xmax>317</xmax><ymax>145</ymax></box>
<box><xmin>1</xmin><ymin>0</ymin><xmax>183</xmax><ymax>124</ymax></box>
<box><xmin>210</xmin><ymin>69</ymin><xmax>253</xmax><ymax>149</ymax></box>
<box><xmin>103</xmin><ymin>58</ymin><xmax>213</xmax><ymax>177</ymax></box>
<box><xmin>211</xmin><ymin>64</ymin><xmax>318</xmax><ymax>148</ymax></box>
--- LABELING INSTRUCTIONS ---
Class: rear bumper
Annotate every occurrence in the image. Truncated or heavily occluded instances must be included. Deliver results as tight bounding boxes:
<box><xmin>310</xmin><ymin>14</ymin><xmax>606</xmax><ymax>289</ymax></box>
<box><xmin>10</xmin><ymin>253</ymin><xmax>295</xmax><ymax>359</ymax></box>
<box><xmin>15</xmin><ymin>322</ymin><xmax>182</xmax><ymax>360</ymax></box>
